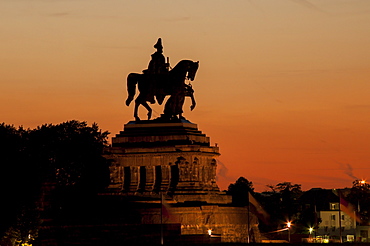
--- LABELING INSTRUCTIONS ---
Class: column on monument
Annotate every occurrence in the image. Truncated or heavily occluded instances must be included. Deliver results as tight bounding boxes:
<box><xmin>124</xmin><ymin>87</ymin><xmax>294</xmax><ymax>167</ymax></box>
<box><xmin>200</xmin><ymin>163</ymin><xmax>211</xmax><ymax>189</ymax></box>
<box><xmin>190</xmin><ymin>157</ymin><xmax>201</xmax><ymax>188</ymax></box>
<box><xmin>191</xmin><ymin>157</ymin><xmax>199</xmax><ymax>182</ymax></box>
<box><xmin>210</xmin><ymin>159</ymin><xmax>219</xmax><ymax>189</ymax></box>
<box><xmin>160</xmin><ymin>164</ymin><xmax>170</xmax><ymax>192</ymax></box>
<box><xmin>206</xmin><ymin>164</ymin><xmax>213</xmax><ymax>189</ymax></box>
<box><xmin>123</xmin><ymin>166</ymin><xmax>131</xmax><ymax>191</ymax></box>
<box><xmin>176</xmin><ymin>156</ymin><xmax>188</xmax><ymax>182</ymax></box>
<box><xmin>108</xmin><ymin>163</ymin><xmax>122</xmax><ymax>188</ymax></box>
<box><xmin>199</xmin><ymin>158</ymin><xmax>219</xmax><ymax>191</ymax></box>
<box><xmin>169</xmin><ymin>164</ymin><xmax>179</xmax><ymax>191</ymax></box>
<box><xmin>144</xmin><ymin>165</ymin><xmax>155</xmax><ymax>192</ymax></box>
<box><xmin>199</xmin><ymin>165</ymin><xmax>204</xmax><ymax>187</ymax></box>
<box><xmin>153</xmin><ymin>165</ymin><xmax>162</xmax><ymax>192</ymax></box>
<box><xmin>129</xmin><ymin>166</ymin><xmax>139</xmax><ymax>192</ymax></box>
<box><xmin>138</xmin><ymin>166</ymin><xmax>146</xmax><ymax>192</ymax></box>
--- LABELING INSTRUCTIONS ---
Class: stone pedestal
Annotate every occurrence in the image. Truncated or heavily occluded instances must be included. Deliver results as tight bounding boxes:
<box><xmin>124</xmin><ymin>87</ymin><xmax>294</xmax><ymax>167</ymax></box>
<box><xmin>106</xmin><ymin>119</ymin><xmax>230</xmax><ymax>203</ymax></box>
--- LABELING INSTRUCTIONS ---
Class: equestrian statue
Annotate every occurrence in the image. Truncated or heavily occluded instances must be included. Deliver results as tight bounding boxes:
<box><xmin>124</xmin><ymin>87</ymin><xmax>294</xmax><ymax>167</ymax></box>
<box><xmin>125</xmin><ymin>38</ymin><xmax>199</xmax><ymax>121</ymax></box>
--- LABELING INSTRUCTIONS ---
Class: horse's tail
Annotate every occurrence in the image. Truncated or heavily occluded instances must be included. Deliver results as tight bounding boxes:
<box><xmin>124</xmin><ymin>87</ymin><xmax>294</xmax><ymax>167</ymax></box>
<box><xmin>126</xmin><ymin>73</ymin><xmax>138</xmax><ymax>106</ymax></box>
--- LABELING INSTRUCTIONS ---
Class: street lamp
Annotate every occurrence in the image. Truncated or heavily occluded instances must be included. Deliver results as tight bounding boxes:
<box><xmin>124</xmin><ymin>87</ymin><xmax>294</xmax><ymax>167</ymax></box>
<box><xmin>309</xmin><ymin>227</ymin><xmax>313</xmax><ymax>242</ymax></box>
<box><xmin>287</xmin><ymin>221</ymin><xmax>291</xmax><ymax>243</ymax></box>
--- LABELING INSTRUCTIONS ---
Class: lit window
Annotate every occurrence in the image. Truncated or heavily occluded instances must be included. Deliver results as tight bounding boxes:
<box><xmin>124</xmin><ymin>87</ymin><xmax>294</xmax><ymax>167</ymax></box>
<box><xmin>330</xmin><ymin>203</ymin><xmax>339</xmax><ymax>210</ymax></box>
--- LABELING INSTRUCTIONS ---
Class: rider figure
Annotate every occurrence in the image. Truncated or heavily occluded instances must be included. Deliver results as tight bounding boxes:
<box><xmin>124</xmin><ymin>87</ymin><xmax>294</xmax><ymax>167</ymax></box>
<box><xmin>144</xmin><ymin>38</ymin><xmax>169</xmax><ymax>104</ymax></box>
<box><xmin>148</xmin><ymin>38</ymin><xmax>168</xmax><ymax>74</ymax></box>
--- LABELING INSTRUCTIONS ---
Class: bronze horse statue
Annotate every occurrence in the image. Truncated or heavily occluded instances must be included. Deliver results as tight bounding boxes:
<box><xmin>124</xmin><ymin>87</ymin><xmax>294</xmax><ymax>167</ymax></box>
<box><xmin>126</xmin><ymin>60</ymin><xmax>199</xmax><ymax>121</ymax></box>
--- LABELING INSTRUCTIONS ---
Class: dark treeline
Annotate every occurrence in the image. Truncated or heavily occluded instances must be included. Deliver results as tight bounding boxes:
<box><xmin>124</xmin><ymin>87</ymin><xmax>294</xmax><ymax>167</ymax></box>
<box><xmin>0</xmin><ymin>121</ymin><xmax>110</xmax><ymax>245</ymax></box>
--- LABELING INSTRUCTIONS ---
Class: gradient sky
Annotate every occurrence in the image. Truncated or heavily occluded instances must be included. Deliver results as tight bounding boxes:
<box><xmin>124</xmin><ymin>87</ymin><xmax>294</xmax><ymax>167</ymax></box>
<box><xmin>1</xmin><ymin>0</ymin><xmax>370</xmax><ymax>192</ymax></box>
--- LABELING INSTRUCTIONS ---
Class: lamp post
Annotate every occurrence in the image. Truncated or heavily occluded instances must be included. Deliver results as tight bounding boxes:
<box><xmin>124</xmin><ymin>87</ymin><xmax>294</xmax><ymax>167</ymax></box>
<box><xmin>309</xmin><ymin>227</ymin><xmax>313</xmax><ymax>242</ymax></box>
<box><xmin>287</xmin><ymin>222</ymin><xmax>291</xmax><ymax>243</ymax></box>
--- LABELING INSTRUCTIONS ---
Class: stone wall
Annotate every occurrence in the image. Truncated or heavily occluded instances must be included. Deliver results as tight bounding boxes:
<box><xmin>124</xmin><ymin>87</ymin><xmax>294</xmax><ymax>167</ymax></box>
<box><xmin>138</xmin><ymin>204</ymin><xmax>261</xmax><ymax>243</ymax></box>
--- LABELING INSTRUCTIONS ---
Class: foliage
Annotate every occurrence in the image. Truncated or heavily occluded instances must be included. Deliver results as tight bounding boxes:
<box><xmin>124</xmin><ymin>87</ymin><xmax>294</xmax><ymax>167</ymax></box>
<box><xmin>26</xmin><ymin>120</ymin><xmax>110</xmax><ymax>189</ymax></box>
<box><xmin>0</xmin><ymin>121</ymin><xmax>110</xmax><ymax>244</ymax></box>
<box><xmin>227</xmin><ymin>177</ymin><xmax>254</xmax><ymax>206</ymax></box>
<box><xmin>259</xmin><ymin>182</ymin><xmax>303</xmax><ymax>232</ymax></box>
<box><xmin>267</xmin><ymin>182</ymin><xmax>302</xmax><ymax>194</ymax></box>
<box><xmin>347</xmin><ymin>179</ymin><xmax>370</xmax><ymax>224</ymax></box>
<box><xmin>0</xmin><ymin>123</ymin><xmax>31</xmax><ymax>242</ymax></box>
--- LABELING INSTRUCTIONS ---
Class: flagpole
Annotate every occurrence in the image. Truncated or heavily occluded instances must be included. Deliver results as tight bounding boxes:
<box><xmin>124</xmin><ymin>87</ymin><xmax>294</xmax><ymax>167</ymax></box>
<box><xmin>357</xmin><ymin>200</ymin><xmax>360</xmax><ymax>228</ymax></box>
<box><xmin>247</xmin><ymin>192</ymin><xmax>250</xmax><ymax>243</ymax></box>
<box><xmin>314</xmin><ymin>204</ymin><xmax>317</xmax><ymax>240</ymax></box>
<box><xmin>338</xmin><ymin>192</ymin><xmax>342</xmax><ymax>243</ymax></box>
<box><xmin>161</xmin><ymin>192</ymin><xmax>164</xmax><ymax>245</ymax></box>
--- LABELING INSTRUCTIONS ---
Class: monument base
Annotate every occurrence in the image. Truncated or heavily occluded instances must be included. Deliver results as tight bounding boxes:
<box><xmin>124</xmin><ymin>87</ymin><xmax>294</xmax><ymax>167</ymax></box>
<box><xmin>102</xmin><ymin>120</ymin><xmax>261</xmax><ymax>242</ymax></box>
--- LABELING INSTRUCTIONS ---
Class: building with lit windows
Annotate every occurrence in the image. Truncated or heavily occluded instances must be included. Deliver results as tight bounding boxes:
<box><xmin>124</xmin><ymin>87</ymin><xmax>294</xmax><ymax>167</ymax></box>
<box><xmin>317</xmin><ymin>202</ymin><xmax>356</xmax><ymax>242</ymax></box>
<box><xmin>300</xmin><ymin>188</ymin><xmax>357</xmax><ymax>242</ymax></box>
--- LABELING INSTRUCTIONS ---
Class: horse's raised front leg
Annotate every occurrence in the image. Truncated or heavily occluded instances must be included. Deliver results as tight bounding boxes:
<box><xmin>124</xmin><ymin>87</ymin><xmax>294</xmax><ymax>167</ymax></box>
<box><xmin>141</xmin><ymin>102</ymin><xmax>153</xmax><ymax>120</ymax></box>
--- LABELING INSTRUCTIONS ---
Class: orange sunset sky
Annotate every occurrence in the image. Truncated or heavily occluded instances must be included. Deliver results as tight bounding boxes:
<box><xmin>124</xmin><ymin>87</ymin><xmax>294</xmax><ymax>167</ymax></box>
<box><xmin>1</xmin><ymin>0</ymin><xmax>370</xmax><ymax>192</ymax></box>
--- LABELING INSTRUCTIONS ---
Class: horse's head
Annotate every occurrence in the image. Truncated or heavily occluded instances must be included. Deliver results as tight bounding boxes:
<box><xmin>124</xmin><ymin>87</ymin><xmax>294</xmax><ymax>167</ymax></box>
<box><xmin>171</xmin><ymin>60</ymin><xmax>199</xmax><ymax>81</ymax></box>
<box><xmin>187</xmin><ymin>61</ymin><xmax>199</xmax><ymax>81</ymax></box>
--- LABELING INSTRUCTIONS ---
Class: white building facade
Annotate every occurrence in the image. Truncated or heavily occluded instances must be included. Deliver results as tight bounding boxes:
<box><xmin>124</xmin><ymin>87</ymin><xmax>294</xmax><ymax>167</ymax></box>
<box><xmin>317</xmin><ymin>202</ymin><xmax>356</xmax><ymax>242</ymax></box>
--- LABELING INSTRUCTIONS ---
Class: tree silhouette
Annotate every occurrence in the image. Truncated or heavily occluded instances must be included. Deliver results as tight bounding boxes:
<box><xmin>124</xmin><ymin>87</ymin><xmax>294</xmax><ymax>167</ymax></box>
<box><xmin>0</xmin><ymin>124</ymin><xmax>28</xmax><ymax>242</ymax></box>
<box><xmin>227</xmin><ymin>177</ymin><xmax>254</xmax><ymax>206</ymax></box>
<box><xmin>0</xmin><ymin>121</ymin><xmax>110</xmax><ymax>245</ymax></box>
<box><xmin>26</xmin><ymin>120</ymin><xmax>110</xmax><ymax>189</ymax></box>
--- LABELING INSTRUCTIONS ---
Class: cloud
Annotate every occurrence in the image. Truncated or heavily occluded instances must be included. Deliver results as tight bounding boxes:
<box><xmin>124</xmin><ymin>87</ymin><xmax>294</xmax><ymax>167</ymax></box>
<box><xmin>216</xmin><ymin>159</ymin><xmax>235</xmax><ymax>183</ymax></box>
<box><xmin>337</xmin><ymin>162</ymin><xmax>359</xmax><ymax>180</ymax></box>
